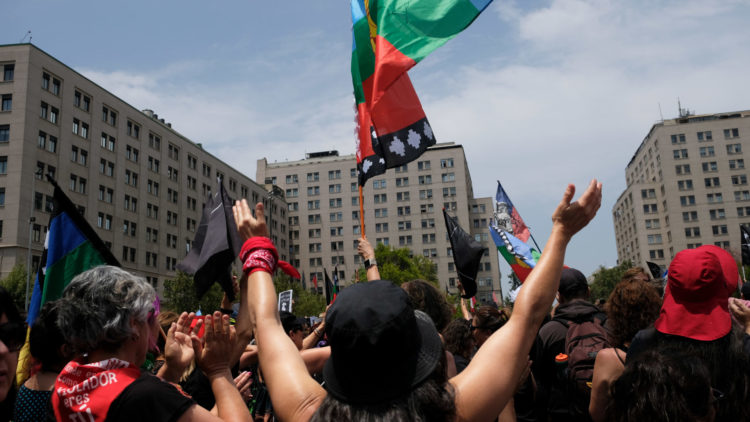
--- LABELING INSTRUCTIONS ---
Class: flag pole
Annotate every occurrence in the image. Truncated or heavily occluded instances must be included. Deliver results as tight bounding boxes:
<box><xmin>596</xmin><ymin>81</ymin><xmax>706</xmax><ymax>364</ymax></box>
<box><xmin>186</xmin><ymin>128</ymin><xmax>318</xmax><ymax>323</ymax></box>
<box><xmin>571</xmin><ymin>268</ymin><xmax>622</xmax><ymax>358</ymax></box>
<box><xmin>359</xmin><ymin>185</ymin><xmax>366</xmax><ymax>237</ymax></box>
<box><xmin>528</xmin><ymin>231</ymin><xmax>543</xmax><ymax>253</ymax></box>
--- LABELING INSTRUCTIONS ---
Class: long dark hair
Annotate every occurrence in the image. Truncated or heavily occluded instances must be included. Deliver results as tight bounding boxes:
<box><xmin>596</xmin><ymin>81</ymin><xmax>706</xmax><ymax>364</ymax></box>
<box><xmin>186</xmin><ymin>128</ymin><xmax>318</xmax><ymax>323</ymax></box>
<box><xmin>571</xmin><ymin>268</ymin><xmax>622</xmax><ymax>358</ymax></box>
<box><xmin>310</xmin><ymin>349</ymin><xmax>455</xmax><ymax>422</ymax></box>
<box><xmin>610</xmin><ymin>350</ymin><xmax>714</xmax><ymax>421</ymax></box>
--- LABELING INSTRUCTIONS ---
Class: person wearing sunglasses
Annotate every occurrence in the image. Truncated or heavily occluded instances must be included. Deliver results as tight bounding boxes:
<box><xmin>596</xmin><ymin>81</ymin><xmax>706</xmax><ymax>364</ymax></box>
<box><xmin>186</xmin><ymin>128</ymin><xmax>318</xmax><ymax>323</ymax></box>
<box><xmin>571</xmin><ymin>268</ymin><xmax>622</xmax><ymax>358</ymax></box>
<box><xmin>0</xmin><ymin>286</ymin><xmax>25</xmax><ymax>421</ymax></box>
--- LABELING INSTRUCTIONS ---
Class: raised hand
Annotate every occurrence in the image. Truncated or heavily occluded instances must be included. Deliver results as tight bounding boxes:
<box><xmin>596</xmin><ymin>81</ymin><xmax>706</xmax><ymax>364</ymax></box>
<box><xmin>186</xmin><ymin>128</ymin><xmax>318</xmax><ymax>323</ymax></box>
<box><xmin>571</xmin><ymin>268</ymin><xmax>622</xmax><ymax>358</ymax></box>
<box><xmin>193</xmin><ymin>311</ymin><xmax>237</xmax><ymax>379</ymax></box>
<box><xmin>550</xmin><ymin>179</ymin><xmax>602</xmax><ymax>239</ymax></box>
<box><xmin>158</xmin><ymin>312</ymin><xmax>199</xmax><ymax>382</ymax></box>
<box><xmin>234</xmin><ymin>371</ymin><xmax>253</xmax><ymax>403</ymax></box>
<box><xmin>357</xmin><ymin>236</ymin><xmax>375</xmax><ymax>261</ymax></box>
<box><xmin>233</xmin><ymin>199</ymin><xmax>269</xmax><ymax>242</ymax></box>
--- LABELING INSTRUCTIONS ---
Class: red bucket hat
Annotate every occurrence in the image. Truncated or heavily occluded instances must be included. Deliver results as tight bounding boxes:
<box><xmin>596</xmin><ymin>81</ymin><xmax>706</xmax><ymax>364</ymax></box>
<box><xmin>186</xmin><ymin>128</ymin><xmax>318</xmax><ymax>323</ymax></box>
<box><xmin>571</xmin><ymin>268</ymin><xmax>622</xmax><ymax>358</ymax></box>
<box><xmin>655</xmin><ymin>246</ymin><xmax>736</xmax><ymax>341</ymax></box>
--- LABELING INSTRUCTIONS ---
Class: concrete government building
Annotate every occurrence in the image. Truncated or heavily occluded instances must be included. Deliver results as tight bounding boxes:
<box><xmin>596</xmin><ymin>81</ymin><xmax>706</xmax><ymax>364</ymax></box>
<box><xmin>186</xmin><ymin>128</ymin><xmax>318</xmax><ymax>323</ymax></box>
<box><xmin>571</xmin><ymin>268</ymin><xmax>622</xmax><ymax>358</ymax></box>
<box><xmin>613</xmin><ymin>109</ymin><xmax>750</xmax><ymax>270</ymax></box>
<box><xmin>0</xmin><ymin>43</ymin><xmax>288</xmax><ymax>290</ymax></box>
<box><xmin>257</xmin><ymin>143</ymin><xmax>503</xmax><ymax>303</ymax></box>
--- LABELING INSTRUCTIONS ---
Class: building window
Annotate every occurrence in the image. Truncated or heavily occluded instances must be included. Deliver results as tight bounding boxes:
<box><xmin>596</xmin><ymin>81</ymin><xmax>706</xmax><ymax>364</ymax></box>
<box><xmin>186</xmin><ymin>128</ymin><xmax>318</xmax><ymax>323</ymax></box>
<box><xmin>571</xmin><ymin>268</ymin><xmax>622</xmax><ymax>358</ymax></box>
<box><xmin>727</xmin><ymin>144</ymin><xmax>742</xmax><ymax>155</ymax></box>
<box><xmin>396</xmin><ymin>177</ymin><xmax>409</xmax><ymax>187</ymax></box>
<box><xmin>168</xmin><ymin>143</ymin><xmax>179</xmax><ymax>160</ymax></box>
<box><xmin>102</xmin><ymin>106</ymin><xmax>117</xmax><ymax>126</ymax></box>
<box><xmin>732</xmin><ymin>175</ymin><xmax>748</xmax><ymax>186</ymax></box>
<box><xmin>397</xmin><ymin>191</ymin><xmax>410</xmax><ymax>201</ymax></box>
<box><xmin>126</xmin><ymin>120</ymin><xmax>141</xmax><ymax>139</ymax></box>
<box><xmin>328</xmin><ymin>170</ymin><xmax>341</xmax><ymax>180</ymax></box>
<box><xmin>2</xmin><ymin>64</ymin><xmax>13</xmax><ymax>81</ymax></box>
<box><xmin>679</xmin><ymin>195</ymin><xmax>695</xmax><ymax>206</ymax></box>
<box><xmin>699</xmin><ymin>146</ymin><xmax>715</xmax><ymax>157</ymax></box>
<box><xmin>647</xmin><ymin>234</ymin><xmax>662</xmax><ymax>245</ymax></box>
<box><xmin>672</xmin><ymin>149</ymin><xmax>688</xmax><ymax>159</ymax></box>
<box><xmin>441</xmin><ymin>173</ymin><xmax>455</xmax><ymax>182</ymax></box>
<box><xmin>712</xmin><ymin>225</ymin><xmax>728</xmax><ymax>236</ymax></box>
<box><xmin>681</xmin><ymin>211</ymin><xmax>698</xmax><ymax>222</ymax></box>
<box><xmin>707</xmin><ymin>193</ymin><xmax>723</xmax><ymax>204</ymax></box>
<box><xmin>704</xmin><ymin>177</ymin><xmax>719</xmax><ymax>188</ymax></box>
<box><xmin>0</xmin><ymin>95</ymin><xmax>11</xmax><ymax>111</ymax></box>
<box><xmin>643</xmin><ymin>204</ymin><xmax>657</xmax><ymax>213</ymax></box>
<box><xmin>440</xmin><ymin>158</ymin><xmax>454</xmax><ymax>168</ymax></box>
<box><xmin>0</xmin><ymin>125</ymin><xmax>8</xmax><ymax>142</ymax></box>
<box><xmin>670</xmin><ymin>134</ymin><xmax>686</xmax><ymax>144</ymax></box>
<box><xmin>724</xmin><ymin>128</ymin><xmax>739</xmax><ymax>139</ymax></box>
<box><xmin>418</xmin><ymin>160</ymin><xmax>431</xmax><ymax>170</ymax></box>
<box><xmin>675</xmin><ymin>164</ymin><xmax>690</xmax><ymax>175</ymax></box>
<box><xmin>649</xmin><ymin>249</ymin><xmax>665</xmax><ymax>259</ymax></box>
<box><xmin>685</xmin><ymin>227</ymin><xmax>700</xmax><ymax>238</ymax></box>
<box><xmin>734</xmin><ymin>190</ymin><xmax>750</xmax><ymax>201</ymax></box>
<box><xmin>729</xmin><ymin>159</ymin><xmax>745</xmax><ymax>170</ymax></box>
<box><xmin>307</xmin><ymin>186</ymin><xmax>320</xmax><ymax>196</ymax></box>
<box><xmin>372</xmin><ymin>180</ymin><xmax>386</xmax><ymax>189</ymax></box>
<box><xmin>644</xmin><ymin>218</ymin><xmax>660</xmax><ymax>229</ymax></box>
<box><xmin>374</xmin><ymin>194</ymin><xmax>387</xmax><ymax>204</ymax></box>
<box><xmin>709</xmin><ymin>209</ymin><xmax>726</xmax><ymax>220</ymax></box>
<box><xmin>702</xmin><ymin>162</ymin><xmax>718</xmax><ymax>172</ymax></box>
<box><xmin>307</xmin><ymin>172</ymin><xmax>319</xmax><ymax>182</ymax></box>
<box><xmin>697</xmin><ymin>131</ymin><xmax>713</xmax><ymax>142</ymax></box>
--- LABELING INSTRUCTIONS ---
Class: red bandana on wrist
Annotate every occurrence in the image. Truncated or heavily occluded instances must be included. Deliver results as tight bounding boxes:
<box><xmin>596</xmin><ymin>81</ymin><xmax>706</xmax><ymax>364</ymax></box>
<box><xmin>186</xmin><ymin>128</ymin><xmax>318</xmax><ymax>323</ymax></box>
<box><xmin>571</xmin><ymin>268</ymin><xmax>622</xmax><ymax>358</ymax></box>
<box><xmin>240</xmin><ymin>237</ymin><xmax>300</xmax><ymax>279</ymax></box>
<box><xmin>53</xmin><ymin>358</ymin><xmax>141</xmax><ymax>422</ymax></box>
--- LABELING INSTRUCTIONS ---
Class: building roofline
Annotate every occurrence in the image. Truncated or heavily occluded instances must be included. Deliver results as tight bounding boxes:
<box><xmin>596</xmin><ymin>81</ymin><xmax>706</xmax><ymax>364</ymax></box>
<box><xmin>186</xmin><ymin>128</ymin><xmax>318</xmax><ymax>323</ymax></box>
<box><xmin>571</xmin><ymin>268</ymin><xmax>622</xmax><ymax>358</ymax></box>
<box><xmin>626</xmin><ymin>110</ymin><xmax>750</xmax><ymax>168</ymax></box>
<box><xmin>263</xmin><ymin>142</ymin><xmax>461</xmax><ymax>168</ymax></box>
<box><xmin>1</xmin><ymin>43</ymin><xmax>267</xmax><ymax>191</ymax></box>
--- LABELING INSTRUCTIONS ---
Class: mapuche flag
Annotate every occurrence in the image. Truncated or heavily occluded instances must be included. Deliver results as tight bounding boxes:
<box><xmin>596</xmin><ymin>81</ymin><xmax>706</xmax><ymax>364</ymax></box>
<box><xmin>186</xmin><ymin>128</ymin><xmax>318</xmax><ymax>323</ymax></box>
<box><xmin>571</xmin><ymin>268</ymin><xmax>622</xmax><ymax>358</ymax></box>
<box><xmin>490</xmin><ymin>224</ymin><xmax>539</xmax><ymax>283</ymax></box>
<box><xmin>351</xmin><ymin>0</ymin><xmax>493</xmax><ymax>185</ymax></box>
<box><xmin>20</xmin><ymin>177</ymin><xmax>120</xmax><ymax>383</ymax></box>
<box><xmin>177</xmin><ymin>180</ymin><xmax>241</xmax><ymax>300</ymax></box>
<box><xmin>495</xmin><ymin>182</ymin><xmax>530</xmax><ymax>243</ymax></box>
<box><xmin>27</xmin><ymin>177</ymin><xmax>121</xmax><ymax>325</ymax></box>
<box><xmin>443</xmin><ymin>208</ymin><xmax>486</xmax><ymax>298</ymax></box>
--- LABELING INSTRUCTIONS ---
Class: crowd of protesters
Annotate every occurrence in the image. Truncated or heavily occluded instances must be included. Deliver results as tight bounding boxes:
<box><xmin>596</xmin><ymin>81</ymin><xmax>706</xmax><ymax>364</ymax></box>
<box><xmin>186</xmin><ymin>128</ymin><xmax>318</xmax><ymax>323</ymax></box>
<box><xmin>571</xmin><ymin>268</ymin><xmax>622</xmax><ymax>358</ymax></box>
<box><xmin>2</xmin><ymin>179</ymin><xmax>750</xmax><ymax>421</ymax></box>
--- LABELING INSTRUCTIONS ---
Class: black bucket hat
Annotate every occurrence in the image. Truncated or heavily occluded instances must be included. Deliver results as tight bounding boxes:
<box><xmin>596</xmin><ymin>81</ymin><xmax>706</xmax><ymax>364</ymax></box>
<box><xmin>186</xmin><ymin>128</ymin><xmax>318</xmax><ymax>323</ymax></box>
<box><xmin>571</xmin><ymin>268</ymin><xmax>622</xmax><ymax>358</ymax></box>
<box><xmin>322</xmin><ymin>280</ymin><xmax>443</xmax><ymax>404</ymax></box>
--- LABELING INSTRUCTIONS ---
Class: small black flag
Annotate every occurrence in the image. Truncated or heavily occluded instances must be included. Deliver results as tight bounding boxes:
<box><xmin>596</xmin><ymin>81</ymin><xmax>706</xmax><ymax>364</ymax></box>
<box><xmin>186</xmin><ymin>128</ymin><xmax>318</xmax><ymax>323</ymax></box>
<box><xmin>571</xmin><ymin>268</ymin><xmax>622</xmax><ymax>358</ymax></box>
<box><xmin>646</xmin><ymin>261</ymin><xmax>662</xmax><ymax>280</ymax></box>
<box><xmin>741</xmin><ymin>225</ymin><xmax>750</xmax><ymax>267</ymax></box>
<box><xmin>443</xmin><ymin>208</ymin><xmax>487</xmax><ymax>299</ymax></box>
<box><xmin>177</xmin><ymin>180</ymin><xmax>241</xmax><ymax>300</ymax></box>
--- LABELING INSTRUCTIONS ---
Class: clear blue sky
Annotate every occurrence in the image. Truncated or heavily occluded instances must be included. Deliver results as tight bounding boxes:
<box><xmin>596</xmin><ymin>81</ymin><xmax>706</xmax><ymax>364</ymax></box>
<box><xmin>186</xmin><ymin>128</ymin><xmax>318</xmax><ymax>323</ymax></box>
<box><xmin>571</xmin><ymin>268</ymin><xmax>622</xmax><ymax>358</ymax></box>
<box><xmin>4</xmin><ymin>1</ymin><xmax>750</xmax><ymax>295</ymax></box>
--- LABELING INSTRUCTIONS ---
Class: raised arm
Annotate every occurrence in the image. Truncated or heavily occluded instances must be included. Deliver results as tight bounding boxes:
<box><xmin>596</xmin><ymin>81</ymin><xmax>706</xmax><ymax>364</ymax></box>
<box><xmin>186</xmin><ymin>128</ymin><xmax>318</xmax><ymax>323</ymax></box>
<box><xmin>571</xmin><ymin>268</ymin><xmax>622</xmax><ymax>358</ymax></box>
<box><xmin>451</xmin><ymin>180</ymin><xmax>602</xmax><ymax>422</ymax></box>
<box><xmin>233</xmin><ymin>200</ymin><xmax>325</xmax><ymax>421</ymax></box>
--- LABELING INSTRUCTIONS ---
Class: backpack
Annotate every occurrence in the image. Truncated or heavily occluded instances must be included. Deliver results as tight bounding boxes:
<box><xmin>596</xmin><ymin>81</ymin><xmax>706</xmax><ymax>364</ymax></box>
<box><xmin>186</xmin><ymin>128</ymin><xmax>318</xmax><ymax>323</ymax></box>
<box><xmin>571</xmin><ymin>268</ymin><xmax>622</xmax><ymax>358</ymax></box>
<box><xmin>554</xmin><ymin>316</ymin><xmax>610</xmax><ymax>418</ymax></box>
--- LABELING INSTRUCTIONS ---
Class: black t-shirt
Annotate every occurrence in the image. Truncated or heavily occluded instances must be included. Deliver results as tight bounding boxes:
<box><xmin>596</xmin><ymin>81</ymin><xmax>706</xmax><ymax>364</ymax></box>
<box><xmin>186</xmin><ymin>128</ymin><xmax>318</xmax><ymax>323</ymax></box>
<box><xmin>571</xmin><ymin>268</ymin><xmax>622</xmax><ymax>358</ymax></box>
<box><xmin>106</xmin><ymin>373</ymin><xmax>194</xmax><ymax>422</ymax></box>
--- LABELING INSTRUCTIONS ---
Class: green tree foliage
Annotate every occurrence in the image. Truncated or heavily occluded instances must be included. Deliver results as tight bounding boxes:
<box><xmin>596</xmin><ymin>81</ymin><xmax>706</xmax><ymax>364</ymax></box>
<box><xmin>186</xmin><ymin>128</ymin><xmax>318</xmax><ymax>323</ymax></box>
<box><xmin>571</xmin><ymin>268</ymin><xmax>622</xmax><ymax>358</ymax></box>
<box><xmin>589</xmin><ymin>261</ymin><xmax>633</xmax><ymax>302</ymax></box>
<box><xmin>356</xmin><ymin>243</ymin><xmax>438</xmax><ymax>285</ymax></box>
<box><xmin>273</xmin><ymin>273</ymin><xmax>326</xmax><ymax>317</ymax></box>
<box><xmin>162</xmin><ymin>271</ymin><xmax>225</xmax><ymax>314</ymax></box>
<box><xmin>0</xmin><ymin>264</ymin><xmax>29</xmax><ymax>311</ymax></box>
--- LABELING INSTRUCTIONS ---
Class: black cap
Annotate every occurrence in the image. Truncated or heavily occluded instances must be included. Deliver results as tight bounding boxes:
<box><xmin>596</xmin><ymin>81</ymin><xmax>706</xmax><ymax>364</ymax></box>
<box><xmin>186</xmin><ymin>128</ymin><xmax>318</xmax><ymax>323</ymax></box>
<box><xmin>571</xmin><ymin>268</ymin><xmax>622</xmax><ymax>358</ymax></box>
<box><xmin>322</xmin><ymin>280</ymin><xmax>442</xmax><ymax>405</ymax></box>
<box><xmin>558</xmin><ymin>268</ymin><xmax>589</xmax><ymax>299</ymax></box>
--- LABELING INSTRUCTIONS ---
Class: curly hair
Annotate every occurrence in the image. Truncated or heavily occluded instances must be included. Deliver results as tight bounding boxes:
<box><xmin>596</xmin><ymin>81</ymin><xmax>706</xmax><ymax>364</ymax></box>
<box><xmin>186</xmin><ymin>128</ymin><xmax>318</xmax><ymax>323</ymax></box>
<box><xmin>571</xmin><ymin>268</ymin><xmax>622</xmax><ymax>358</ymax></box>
<box><xmin>473</xmin><ymin>306</ymin><xmax>509</xmax><ymax>333</ymax></box>
<box><xmin>442</xmin><ymin>318</ymin><xmax>473</xmax><ymax>360</ymax></box>
<box><xmin>57</xmin><ymin>265</ymin><xmax>156</xmax><ymax>354</ymax></box>
<box><xmin>603</xmin><ymin>279</ymin><xmax>661</xmax><ymax>348</ymax></box>
<box><xmin>401</xmin><ymin>279</ymin><xmax>452</xmax><ymax>331</ymax></box>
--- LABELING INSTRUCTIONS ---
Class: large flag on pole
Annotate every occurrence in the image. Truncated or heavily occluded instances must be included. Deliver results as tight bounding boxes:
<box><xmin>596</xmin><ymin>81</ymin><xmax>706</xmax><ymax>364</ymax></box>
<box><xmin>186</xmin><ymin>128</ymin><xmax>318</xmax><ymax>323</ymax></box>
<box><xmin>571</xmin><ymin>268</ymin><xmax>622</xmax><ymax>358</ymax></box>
<box><xmin>27</xmin><ymin>177</ymin><xmax>121</xmax><ymax>325</ymax></box>
<box><xmin>443</xmin><ymin>208</ymin><xmax>486</xmax><ymax>298</ymax></box>
<box><xmin>177</xmin><ymin>179</ymin><xmax>241</xmax><ymax>300</ymax></box>
<box><xmin>20</xmin><ymin>177</ymin><xmax>120</xmax><ymax>383</ymax></box>
<box><xmin>351</xmin><ymin>0</ymin><xmax>493</xmax><ymax>185</ymax></box>
<box><xmin>741</xmin><ymin>224</ymin><xmax>750</xmax><ymax>267</ymax></box>
<box><xmin>490</xmin><ymin>224</ymin><xmax>539</xmax><ymax>282</ymax></box>
<box><xmin>495</xmin><ymin>182</ymin><xmax>530</xmax><ymax>243</ymax></box>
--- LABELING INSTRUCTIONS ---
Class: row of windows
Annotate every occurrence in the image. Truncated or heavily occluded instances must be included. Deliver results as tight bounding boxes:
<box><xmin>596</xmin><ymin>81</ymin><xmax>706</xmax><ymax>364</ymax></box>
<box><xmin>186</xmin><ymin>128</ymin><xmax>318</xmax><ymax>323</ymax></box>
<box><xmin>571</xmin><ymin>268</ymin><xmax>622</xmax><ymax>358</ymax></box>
<box><xmin>672</xmin><ymin>144</ymin><xmax>743</xmax><ymax>160</ymax></box>
<box><xmin>670</xmin><ymin>128</ymin><xmax>740</xmax><ymax>144</ymax></box>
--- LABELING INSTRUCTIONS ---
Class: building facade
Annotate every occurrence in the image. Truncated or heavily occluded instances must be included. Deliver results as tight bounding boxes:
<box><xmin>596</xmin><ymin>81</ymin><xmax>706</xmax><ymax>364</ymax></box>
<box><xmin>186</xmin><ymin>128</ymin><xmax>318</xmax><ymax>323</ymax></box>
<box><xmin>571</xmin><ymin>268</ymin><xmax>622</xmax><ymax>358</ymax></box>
<box><xmin>0</xmin><ymin>43</ymin><xmax>286</xmax><ymax>290</ymax></box>
<box><xmin>613</xmin><ymin>110</ymin><xmax>750</xmax><ymax>270</ymax></box>
<box><xmin>257</xmin><ymin>143</ymin><xmax>503</xmax><ymax>303</ymax></box>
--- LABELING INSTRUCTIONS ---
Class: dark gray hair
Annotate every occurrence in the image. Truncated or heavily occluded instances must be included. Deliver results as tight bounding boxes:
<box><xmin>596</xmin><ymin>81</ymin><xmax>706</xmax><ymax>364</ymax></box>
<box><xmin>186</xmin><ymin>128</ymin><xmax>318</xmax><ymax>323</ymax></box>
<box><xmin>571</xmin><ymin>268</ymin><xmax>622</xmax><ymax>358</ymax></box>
<box><xmin>57</xmin><ymin>265</ymin><xmax>156</xmax><ymax>354</ymax></box>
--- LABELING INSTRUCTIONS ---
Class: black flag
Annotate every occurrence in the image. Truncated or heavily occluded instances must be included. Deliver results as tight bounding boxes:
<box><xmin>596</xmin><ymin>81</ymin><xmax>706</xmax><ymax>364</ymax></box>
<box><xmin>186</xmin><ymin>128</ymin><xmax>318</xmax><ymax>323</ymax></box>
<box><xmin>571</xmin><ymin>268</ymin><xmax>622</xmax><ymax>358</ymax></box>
<box><xmin>443</xmin><ymin>208</ymin><xmax>487</xmax><ymax>299</ymax></box>
<box><xmin>177</xmin><ymin>180</ymin><xmax>241</xmax><ymax>300</ymax></box>
<box><xmin>323</xmin><ymin>268</ymin><xmax>334</xmax><ymax>305</ymax></box>
<box><xmin>741</xmin><ymin>225</ymin><xmax>750</xmax><ymax>267</ymax></box>
<box><xmin>646</xmin><ymin>261</ymin><xmax>662</xmax><ymax>280</ymax></box>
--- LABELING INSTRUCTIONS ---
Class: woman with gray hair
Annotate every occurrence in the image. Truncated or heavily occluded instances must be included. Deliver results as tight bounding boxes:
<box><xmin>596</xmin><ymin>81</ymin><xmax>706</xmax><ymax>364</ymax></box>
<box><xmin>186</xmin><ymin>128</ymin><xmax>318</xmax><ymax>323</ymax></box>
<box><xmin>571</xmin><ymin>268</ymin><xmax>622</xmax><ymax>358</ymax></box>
<box><xmin>52</xmin><ymin>265</ymin><xmax>250</xmax><ymax>422</ymax></box>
